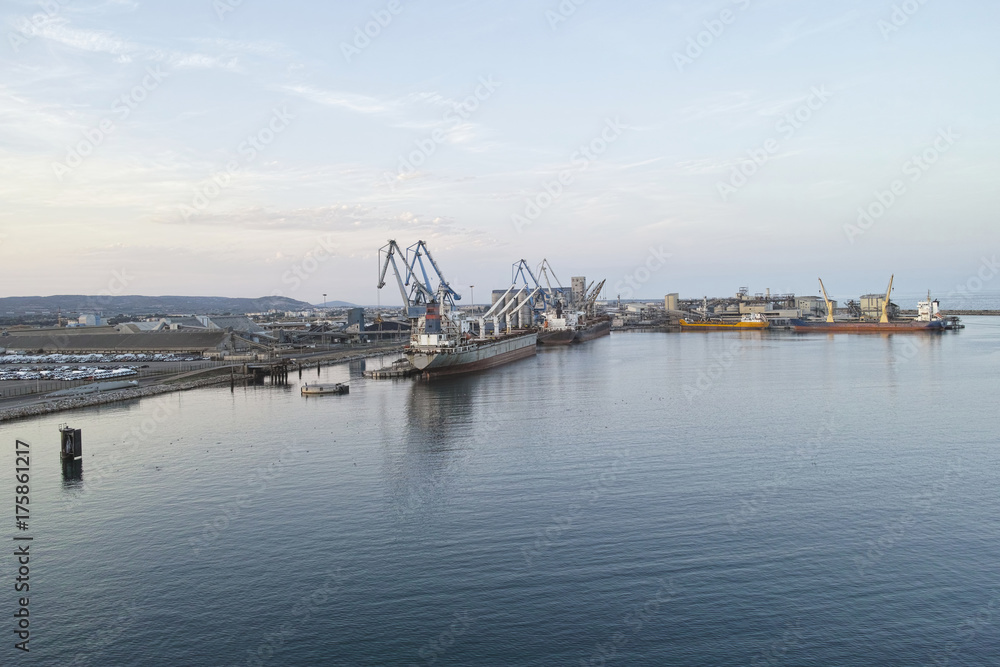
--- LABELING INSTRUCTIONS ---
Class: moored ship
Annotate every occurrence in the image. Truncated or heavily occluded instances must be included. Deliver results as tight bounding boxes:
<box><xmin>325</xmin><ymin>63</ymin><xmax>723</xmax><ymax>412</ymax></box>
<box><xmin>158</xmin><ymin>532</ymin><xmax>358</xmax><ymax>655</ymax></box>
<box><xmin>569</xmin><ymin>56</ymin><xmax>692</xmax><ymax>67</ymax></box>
<box><xmin>791</xmin><ymin>276</ymin><xmax>949</xmax><ymax>333</ymax></box>
<box><xmin>790</xmin><ymin>319</ymin><xmax>944</xmax><ymax>333</ymax></box>
<box><xmin>679</xmin><ymin>313</ymin><xmax>770</xmax><ymax>330</ymax></box>
<box><xmin>379</xmin><ymin>240</ymin><xmax>539</xmax><ymax>377</ymax></box>
<box><xmin>537</xmin><ymin>302</ymin><xmax>578</xmax><ymax>345</ymax></box>
<box><xmin>574</xmin><ymin>315</ymin><xmax>612</xmax><ymax>341</ymax></box>
<box><xmin>406</xmin><ymin>300</ymin><xmax>538</xmax><ymax>376</ymax></box>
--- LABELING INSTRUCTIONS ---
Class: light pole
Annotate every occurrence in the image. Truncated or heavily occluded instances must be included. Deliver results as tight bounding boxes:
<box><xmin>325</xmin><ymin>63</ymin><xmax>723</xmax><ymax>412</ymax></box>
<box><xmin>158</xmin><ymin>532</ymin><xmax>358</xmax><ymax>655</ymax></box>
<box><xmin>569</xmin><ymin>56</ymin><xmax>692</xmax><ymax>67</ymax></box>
<box><xmin>322</xmin><ymin>293</ymin><xmax>327</xmax><ymax>310</ymax></box>
<box><xmin>470</xmin><ymin>286</ymin><xmax>474</xmax><ymax>313</ymax></box>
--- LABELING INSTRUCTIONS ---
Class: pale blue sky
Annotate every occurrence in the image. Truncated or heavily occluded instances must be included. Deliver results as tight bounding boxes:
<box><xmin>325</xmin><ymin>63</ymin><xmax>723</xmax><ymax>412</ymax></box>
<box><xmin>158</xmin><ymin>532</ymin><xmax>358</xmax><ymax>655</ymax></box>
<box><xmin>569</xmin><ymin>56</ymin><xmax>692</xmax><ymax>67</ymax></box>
<box><xmin>1</xmin><ymin>0</ymin><xmax>997</xmax><ymax>305</ymax></box>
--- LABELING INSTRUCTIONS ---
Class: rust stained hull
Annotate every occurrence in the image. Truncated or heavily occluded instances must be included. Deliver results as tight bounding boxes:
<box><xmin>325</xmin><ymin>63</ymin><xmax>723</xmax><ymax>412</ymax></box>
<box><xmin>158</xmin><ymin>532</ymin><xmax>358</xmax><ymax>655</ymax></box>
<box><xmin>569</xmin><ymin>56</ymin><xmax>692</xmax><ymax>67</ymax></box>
<box><xmin>790</xmin><ymin>319</ymin><xmax>945</xmax><ymax>333</ymax></box>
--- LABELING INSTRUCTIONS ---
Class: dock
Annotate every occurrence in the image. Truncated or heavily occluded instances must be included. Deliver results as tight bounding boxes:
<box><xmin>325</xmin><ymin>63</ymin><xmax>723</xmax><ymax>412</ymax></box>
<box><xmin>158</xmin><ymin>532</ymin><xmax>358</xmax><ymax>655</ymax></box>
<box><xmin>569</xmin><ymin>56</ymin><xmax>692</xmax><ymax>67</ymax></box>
<box><xmin>364</xmin><ymin>358</ymin><xmax>419</xmax><ymax>379</ymax></box>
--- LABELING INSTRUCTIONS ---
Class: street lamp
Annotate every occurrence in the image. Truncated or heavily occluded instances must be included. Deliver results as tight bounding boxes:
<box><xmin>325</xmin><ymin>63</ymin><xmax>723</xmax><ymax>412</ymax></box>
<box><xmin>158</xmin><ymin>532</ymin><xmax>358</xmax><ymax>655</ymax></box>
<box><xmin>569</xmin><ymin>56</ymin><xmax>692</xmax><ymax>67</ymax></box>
<box><xmin>322</xmin><ymin>293</ymin><xmax>327</xmax><ymax>309</ymax></box>
<box><xmin>470</xmin><ymin>285</ymin><xmax>474</xmax><ymax>313</ymax></box>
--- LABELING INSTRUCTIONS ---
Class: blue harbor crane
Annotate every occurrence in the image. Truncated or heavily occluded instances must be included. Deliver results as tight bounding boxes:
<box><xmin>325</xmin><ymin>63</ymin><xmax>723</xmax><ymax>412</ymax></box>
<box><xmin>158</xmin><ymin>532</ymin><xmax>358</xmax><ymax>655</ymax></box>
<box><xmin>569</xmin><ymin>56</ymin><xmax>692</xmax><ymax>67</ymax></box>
<box><xmin>377</xmin><ymin>240</ymin><xmax>461</xmax><ymax>319</ymax></box>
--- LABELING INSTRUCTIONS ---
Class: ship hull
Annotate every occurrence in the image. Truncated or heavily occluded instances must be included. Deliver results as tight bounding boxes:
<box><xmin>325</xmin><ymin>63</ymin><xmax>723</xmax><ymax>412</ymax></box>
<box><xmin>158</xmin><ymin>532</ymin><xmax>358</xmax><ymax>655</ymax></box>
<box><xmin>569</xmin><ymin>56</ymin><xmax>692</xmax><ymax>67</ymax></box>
<box><xmin>790</xmin><ymin>319</ymin><xmax>945</xmax><ymax>333</ymax></box>
<box><xmin>407</xmin><ymin>332</ymin><xmax>537</xmax><ymax>376</ymax></box>
<box><xmin>679</xmin><ymin>319</ymin><xmax>769</xmax><ymax>330</ymax></box>
<box><xmin>574</xmin><ymin>318</ymin><xmax>611</xmax><ymax>342</ymax></box>
<box><xmin>537</xmin><ymin>328</ymin><xmax>576</xmax><ymax>345</ymax></box>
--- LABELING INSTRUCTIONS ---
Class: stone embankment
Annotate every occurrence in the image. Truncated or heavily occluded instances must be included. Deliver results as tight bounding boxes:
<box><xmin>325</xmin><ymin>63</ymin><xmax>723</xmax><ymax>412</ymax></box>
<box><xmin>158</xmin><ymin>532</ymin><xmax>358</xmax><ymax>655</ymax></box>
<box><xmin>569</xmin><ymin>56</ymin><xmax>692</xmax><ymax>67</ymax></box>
<box><xmin>0</xmin><ymin>375</ymin><xmax>233</xmax><ymax>423</ymax></box>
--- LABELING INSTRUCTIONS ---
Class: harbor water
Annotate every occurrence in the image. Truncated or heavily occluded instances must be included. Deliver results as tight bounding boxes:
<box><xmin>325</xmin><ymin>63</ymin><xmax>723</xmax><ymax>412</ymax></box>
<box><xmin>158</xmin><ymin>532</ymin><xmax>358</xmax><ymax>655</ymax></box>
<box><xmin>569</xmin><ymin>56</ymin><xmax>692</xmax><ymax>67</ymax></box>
<box><xmin>4</xmin><ymin>318</ymin><xmax>1000</xmax><ymax>665</ymax></box>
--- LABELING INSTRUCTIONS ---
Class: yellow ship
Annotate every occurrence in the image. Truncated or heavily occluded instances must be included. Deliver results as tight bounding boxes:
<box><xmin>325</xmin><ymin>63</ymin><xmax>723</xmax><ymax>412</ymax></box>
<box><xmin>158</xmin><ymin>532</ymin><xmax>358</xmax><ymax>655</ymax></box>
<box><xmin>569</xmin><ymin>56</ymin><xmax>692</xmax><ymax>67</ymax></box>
<box><xmin>679</xmin><ymin>313</ymin><xmax>770</xmax><ymax>330</ymax></box>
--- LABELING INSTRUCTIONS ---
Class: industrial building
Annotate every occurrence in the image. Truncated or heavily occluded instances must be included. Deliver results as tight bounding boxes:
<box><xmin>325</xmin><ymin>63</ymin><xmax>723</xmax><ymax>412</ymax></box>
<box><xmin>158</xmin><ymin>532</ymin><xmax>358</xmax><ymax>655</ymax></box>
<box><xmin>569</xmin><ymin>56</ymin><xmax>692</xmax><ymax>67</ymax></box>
<box><xmin>796</xmin><ymin>296</ymin><xmax>837</xmax><ymax>318</ymax></box>
<box><xmin>859</xmin><ymin>294</ymin><xmax>900</xmax><ymax>320</ymax></box>
<box><xmin>0</xmin><ymin>331</ymin><xmax>234</xmax><ymax>355</ymax></box>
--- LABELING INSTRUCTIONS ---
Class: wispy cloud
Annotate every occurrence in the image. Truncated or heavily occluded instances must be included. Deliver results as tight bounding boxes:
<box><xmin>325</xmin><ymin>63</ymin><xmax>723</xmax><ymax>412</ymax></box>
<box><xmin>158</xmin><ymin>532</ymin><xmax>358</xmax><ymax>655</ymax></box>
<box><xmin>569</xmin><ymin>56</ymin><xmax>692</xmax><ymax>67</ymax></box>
<box><xmin>767</xmin><ymin>11</ymin><xmax>862</xmax><ymax>52</ymax></box>
<box><xmin>281</xmin><ymin>85</ymin><xmax>397</xmax><ymax>115</ymax></box>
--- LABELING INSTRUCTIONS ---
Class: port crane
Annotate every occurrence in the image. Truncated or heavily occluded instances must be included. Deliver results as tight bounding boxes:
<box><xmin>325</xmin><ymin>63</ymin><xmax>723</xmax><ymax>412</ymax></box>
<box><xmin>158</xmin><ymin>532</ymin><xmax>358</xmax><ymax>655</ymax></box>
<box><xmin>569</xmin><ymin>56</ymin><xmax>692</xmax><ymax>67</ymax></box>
<box><xmin>511</xmin><ymin>259</ymin><xmax>554</xmax><ymax>323</ymax></box>
<box><xmin>581</xmin><ymin>279</ymin><xmax>606</xmax><ymax>316</ymax></box>
<box><xmin>535</xmin><ymin>259</ymin><xmax>564</xmax><ymax>297</ymax></box>
<box><xmin>818</xmin><ymin>275</ymin><xmax>895</xmax><ymax>322</ymax></box>
<box><xmin>478</xmin><ymin>283</ymin><xmax>542</xmax><ymax>338</ymax></box>
<box><xmin>377</xmin><ymin>240</ymin><xmax>461</xmax><ymax>318</ymax></box>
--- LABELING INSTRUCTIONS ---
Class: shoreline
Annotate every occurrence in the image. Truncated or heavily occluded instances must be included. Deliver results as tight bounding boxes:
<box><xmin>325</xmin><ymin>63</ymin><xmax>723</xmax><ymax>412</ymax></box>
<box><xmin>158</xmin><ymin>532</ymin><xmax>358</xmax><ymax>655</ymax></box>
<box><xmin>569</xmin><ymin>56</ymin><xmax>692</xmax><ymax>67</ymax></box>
<box><xmin>0</xmin><ymin>347</ymin><xmax>405</xmax><ymax>424</ymax></box>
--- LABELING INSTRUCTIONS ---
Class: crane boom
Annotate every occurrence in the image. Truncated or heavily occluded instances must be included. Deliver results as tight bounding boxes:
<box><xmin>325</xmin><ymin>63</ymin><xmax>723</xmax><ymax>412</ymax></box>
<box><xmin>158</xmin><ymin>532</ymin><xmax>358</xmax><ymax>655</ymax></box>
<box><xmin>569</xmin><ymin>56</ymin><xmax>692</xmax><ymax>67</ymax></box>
<box><xmin>377</xmin><ymin>240</ymin><xmax>410</xmax><ymax>308</ymax></box>
<box><xmin>377</xmin><ymin>239</ymin><xmax>461</xmax><ymax>318</ymax></box>
<box><xmin>880</xmin><ymin>274</ymin><xmax>894</xmax><ymax>323</ymax></box>
<box><xmin>406</xmin><ymin>240</ymin><xmax>460</xmax><ymax>306</ymax></box>
<box><xmin>818</xmin><ymin>278</ymin><xmax>835</xmax><ymax>323</ymax></box>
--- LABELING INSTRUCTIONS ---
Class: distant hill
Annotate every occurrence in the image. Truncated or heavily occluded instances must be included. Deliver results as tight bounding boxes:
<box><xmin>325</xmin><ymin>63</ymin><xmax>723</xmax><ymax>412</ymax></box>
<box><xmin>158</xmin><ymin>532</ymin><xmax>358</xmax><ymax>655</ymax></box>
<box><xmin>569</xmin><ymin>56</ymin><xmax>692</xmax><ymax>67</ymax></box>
<box><xmin>0</xmin><ymin>295</ymin><xmax>316</xmax><ymax>317</ymax></box>
<box><xmin>315</xmin><ymin>300</ymin><xmax>358</xmax><ymax>308</ymax></box>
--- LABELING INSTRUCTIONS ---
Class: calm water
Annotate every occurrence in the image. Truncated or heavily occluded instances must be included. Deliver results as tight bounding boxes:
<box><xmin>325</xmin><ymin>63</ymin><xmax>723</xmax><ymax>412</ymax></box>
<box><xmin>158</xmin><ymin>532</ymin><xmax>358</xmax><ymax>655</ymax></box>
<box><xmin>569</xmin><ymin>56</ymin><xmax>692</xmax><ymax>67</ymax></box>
<box><xmin>4</xmin><ymin>319</ymin><xmax>1000</xmax><ymax>666</ymax></box>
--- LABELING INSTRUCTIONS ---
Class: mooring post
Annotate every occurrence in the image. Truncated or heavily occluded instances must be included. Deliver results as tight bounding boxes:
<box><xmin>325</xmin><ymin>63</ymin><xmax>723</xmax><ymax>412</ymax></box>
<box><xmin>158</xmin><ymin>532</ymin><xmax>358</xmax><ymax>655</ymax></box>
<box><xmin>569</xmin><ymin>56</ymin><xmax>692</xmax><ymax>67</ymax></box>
<box><xmin>59</xmin><ymin>425</ymin><xmax>82</xmax><ymax>461</ymax></box>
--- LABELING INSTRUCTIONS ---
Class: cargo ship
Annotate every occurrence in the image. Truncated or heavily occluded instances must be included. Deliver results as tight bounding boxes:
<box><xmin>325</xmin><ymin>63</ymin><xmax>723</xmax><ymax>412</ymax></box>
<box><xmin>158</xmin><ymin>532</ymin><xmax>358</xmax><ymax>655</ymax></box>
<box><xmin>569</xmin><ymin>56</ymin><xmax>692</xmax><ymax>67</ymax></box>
<box><xmin>537</xmin><ymin>302</ymin><xmax>578</xmax><ymax>345</ymax></box>
<box><xmin>574</xmin><ymin>315</ymin><xmax>612</xmax><ymax>341</ymax></box>
<box><xmin>791</xmin><ymin>276</ymin><xmax>947</xmax><ymax>333</ymax></box>
<box><xmin>406</xmin><ymin>302</ymin><xmax>537</xmax><ymax>376</ymax></box>
<box><xmin>679</xmin><ymin>313</ymin><xmax>770</xmax><ymax>330</ymax></box>
<box><xmin>378</xmin><ymin>239</ymin><xmax>539</xmax><ymax>377</ymax></box>
<box><xmin>790</xmin><ymin>319</ymin><xmax>944</xmax><ymax>333</ymax></box>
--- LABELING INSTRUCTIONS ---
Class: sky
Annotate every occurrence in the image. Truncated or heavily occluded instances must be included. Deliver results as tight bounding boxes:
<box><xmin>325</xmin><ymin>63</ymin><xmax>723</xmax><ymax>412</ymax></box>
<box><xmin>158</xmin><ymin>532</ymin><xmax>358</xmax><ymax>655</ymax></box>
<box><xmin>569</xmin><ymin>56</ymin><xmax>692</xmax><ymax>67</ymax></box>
<box><xmin>0</xmin><ymin>0</ymin><xmax>997</xmax><ymax>307</ymax></box>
